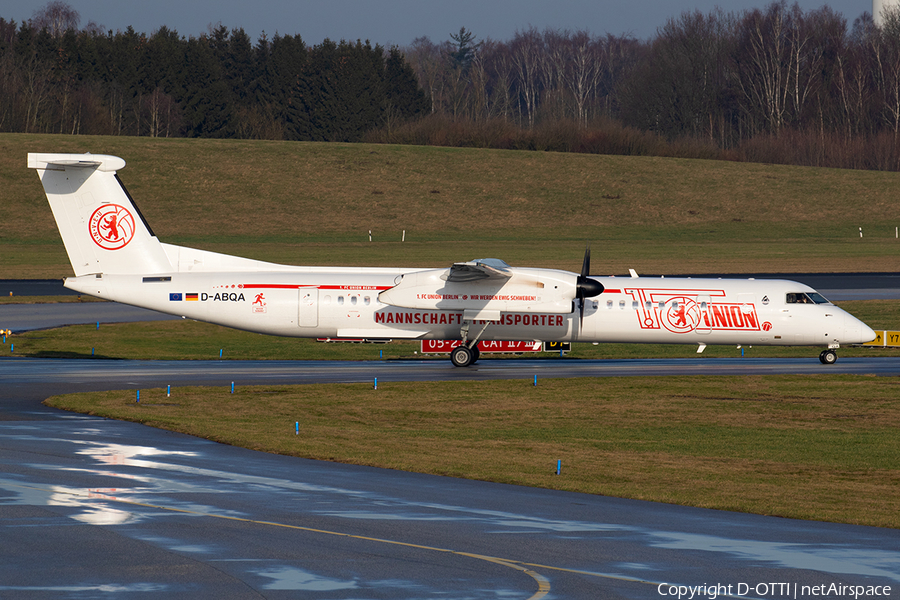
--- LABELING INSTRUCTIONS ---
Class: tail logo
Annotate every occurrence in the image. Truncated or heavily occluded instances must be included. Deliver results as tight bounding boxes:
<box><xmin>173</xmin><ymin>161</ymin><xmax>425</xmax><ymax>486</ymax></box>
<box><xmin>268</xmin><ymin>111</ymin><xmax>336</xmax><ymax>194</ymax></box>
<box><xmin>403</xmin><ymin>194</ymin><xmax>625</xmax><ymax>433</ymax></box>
<box><xmin>89</xmin><ymin>204</ymin><xmax>135</xmax><ymax>250</ymax></box>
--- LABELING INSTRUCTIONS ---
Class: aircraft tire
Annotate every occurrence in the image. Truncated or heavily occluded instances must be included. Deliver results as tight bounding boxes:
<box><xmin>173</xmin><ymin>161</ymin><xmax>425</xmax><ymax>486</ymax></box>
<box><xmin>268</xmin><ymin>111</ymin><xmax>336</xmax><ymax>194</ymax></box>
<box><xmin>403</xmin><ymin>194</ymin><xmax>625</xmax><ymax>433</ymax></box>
<box><xmin>451</xmin><ymin>345</ymin><xmax>474</xmax><ymax>367</ymax></box>
<box><xmin>819</xmin><ymin>349</ymin><xmax>838</xmax><ymax>365</ymax></box>
<box><xmin>470</xmin><ymin>346</ymin><xmax>480</xmax><ymax>364</ymax></box>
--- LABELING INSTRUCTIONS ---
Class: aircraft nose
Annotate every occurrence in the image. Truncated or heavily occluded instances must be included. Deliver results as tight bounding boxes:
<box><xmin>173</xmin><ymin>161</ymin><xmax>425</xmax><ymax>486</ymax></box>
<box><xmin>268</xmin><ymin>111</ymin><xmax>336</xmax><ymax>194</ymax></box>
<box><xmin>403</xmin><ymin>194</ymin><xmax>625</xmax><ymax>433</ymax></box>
<box><xmin>860</xmin><ymin>322</ymin><xmax>877</xmax><ymax>344</ymax></box>
<box><xmin>844</xmin><ymin>313</ymin><xmax>877</xmax><ymax>344</ymax></box>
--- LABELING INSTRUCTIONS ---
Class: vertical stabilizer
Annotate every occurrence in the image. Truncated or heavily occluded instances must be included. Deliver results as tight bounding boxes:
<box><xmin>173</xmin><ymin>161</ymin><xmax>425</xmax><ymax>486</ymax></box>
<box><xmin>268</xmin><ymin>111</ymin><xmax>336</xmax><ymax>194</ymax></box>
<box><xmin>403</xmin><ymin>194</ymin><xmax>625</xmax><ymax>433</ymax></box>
<box><xmin>29</xmin><ymin>153</ymin><xmax>172</xmax><ymax>276</ymax></box>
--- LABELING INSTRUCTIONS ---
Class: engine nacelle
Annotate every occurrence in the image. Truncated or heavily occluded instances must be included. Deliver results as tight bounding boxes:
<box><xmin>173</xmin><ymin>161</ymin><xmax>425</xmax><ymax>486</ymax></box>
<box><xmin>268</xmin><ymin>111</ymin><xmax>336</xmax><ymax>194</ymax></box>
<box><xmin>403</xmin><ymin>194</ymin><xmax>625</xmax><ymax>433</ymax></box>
<box><xmin>378</xmin><ymin>267</ymin><xmax>576</xmax><ymax>314</ymax></box>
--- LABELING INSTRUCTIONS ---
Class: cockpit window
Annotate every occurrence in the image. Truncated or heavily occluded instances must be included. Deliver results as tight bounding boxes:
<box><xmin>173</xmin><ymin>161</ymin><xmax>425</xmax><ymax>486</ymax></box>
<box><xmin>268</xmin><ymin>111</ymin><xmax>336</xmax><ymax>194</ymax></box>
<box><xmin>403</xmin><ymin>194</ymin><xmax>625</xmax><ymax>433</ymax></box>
<box><xmin>786</xmin><ymin>292</ymin><xmax>830</xmax><ymax>305</ymax></box>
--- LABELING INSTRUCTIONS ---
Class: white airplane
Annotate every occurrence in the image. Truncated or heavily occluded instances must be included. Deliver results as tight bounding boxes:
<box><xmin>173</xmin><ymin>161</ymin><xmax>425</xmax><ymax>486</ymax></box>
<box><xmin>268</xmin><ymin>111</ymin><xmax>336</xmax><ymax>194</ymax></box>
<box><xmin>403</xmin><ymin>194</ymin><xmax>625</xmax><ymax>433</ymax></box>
<box><xmin>29</xmin><ymin>152</ymin><xmax>876</xmax><ymax>367</ymax></box>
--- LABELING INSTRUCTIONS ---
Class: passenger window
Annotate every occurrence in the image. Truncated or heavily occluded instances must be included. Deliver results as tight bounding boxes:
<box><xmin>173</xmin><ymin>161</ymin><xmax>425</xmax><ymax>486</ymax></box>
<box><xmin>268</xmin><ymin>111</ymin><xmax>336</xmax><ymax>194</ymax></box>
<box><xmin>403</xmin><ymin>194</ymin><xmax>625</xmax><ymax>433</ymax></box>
<box><xmin>323</xmin><ymin>295</ymin><xmax>332</xmax><ymax>305</ymax></box>
<box><xmin>364</xmin><ymin>296</ymin><xmax>371</xmax><ymax>306</ymax></box>
<box><xmin>645</xmin><ymin>301</ymin><xmax>652</xmax><ymax>310</ymax></box>
<box><xmin>351</xmin><ymin>296</ymin><xmax>358</xmax><ymax>306</ymax></box>
<box><xmin>338</xmin><ymin>296</ymin><xmax>344</xmax><ymax>305</ymax></box>
<box><xmin>619</xmin><ymin>300</ymin><xmax>626</xmax><ymax>309</ymax></box>
<box><xmin>632</xmin><ymin>301</ymin><xmax>638</xmax><ymax>310</ymax></box>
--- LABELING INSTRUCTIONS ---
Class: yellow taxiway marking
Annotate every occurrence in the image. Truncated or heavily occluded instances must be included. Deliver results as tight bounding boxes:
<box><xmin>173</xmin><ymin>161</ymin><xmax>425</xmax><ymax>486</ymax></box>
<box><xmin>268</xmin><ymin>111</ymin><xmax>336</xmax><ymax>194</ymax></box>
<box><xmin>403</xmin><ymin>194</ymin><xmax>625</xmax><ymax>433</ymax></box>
<box><xmin>11</xmin><ymin>483</ymin><xmax>550</xmax><ymax>599</ymax></box>
<box><xmin>8</xmin><ymin>481</ymin><xmax>767</xmax><ymax>599</ymax></box>
<box><xmin>14</xmin><ymin>482</ymin><xmax>763</xmax><ymax>600</ymax></box>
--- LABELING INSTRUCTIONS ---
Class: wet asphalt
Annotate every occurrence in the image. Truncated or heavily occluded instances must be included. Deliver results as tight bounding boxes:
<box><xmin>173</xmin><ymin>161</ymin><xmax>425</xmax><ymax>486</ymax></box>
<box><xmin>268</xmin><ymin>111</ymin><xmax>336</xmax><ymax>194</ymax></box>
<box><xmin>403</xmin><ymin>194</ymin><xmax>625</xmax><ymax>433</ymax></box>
<box><xmin>1</xmin><ymin>277</ymin><xmax>899</xmax><ymax>598</ymax></box>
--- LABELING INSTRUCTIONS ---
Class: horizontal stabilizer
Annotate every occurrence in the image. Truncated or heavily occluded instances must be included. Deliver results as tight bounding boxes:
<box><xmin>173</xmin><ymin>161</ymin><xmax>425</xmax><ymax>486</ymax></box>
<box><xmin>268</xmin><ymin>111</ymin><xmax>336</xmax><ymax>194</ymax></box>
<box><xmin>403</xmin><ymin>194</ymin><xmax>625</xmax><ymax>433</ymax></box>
<box><xmin>28</xmin><ymin>154</ymin><xmax>125</xmax><ymax>172</ymax></box>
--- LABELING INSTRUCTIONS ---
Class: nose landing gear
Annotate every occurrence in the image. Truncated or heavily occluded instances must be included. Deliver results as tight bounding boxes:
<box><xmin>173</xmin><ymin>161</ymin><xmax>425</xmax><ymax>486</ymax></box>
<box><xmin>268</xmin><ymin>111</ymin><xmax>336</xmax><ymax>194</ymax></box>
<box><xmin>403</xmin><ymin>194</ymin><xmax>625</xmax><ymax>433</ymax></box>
<box><xmin>819</xmin><ymin>349</ymin><xmax>838</xmax><ymax>364</ymax></box>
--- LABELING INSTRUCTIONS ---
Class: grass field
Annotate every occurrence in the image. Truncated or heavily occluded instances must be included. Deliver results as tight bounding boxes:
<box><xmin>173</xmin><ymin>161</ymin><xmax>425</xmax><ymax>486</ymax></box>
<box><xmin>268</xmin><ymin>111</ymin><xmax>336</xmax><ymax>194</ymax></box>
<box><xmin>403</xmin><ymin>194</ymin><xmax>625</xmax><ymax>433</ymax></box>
<box><xmin>45</xmin><ymin>374</ymin><xmax>900</xmax><ymax>528</ymax></box>
<box><xmin>2</xmin><ymin>132</ymin><xmax>899</xmax><ymax>278</ymax></box>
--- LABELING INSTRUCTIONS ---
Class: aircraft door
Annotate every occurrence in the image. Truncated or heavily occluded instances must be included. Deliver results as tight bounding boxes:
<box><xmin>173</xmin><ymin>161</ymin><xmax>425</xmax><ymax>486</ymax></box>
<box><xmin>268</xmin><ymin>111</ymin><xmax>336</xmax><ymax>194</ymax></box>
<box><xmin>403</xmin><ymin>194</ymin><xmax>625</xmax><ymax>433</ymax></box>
<box><xmin>695</xmin><ymin>295</ymin><xmax>711</xmax><ymax>334</ymax></box>
<box><xmin>299</xmin><ymin>288</ymin><xmax>318</xmax><ymax>327</ymax></box>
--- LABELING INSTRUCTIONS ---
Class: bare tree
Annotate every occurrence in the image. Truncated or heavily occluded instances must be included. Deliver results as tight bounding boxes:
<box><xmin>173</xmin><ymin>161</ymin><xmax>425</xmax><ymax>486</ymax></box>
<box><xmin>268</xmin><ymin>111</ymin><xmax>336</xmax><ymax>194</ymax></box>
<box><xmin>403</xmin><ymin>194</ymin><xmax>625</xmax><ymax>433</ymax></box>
<box><xmin>871</xmin><ymin>6</ymin><xmax>900</xmax><ymax>136</ymax></box>
<box><xmin>734</xmin><ymin>3</ymin><xmax>791</xmax><ymax>133</ymax></box>
<box><xmin>17</xmin><ymin>49</ymin><xmax>53</xmax><ymax>132</ymax></box>
<box><xmin>467</xmin><ymin>42</ymin><xmax>490</xmax><ymax>120</ymax></box>
<box><xmin>834</xmin><ymin>39</ymin><xmax>871</xmax><ymax>137</ymax></box>
<box><xmin>31</xmin><ymin>1</ymin><xmax>79</xmax><ymax>37</ymax></box>
<box><xmin>405</xmin><ymin>36</ymin><xmax>443</xmax><ymax>114</ymax></box>
<box><xmin>564</xmin><ymin>31</ymin><xmax>604</xmax><ymax>127</ymax></box>
<box><xmin>486</xmin><ymin>41</ymin><xmax>516</xmax><ymax>120</ymax></box>
<box><xmin>510</xmin><ymin>27</ymin><xmax>543</xmax><ymax>127</ymax></box>
<box><xmin>540</xmin><ymin>29</ymin><xmax>567</xmax><ymax>120</ymax></box>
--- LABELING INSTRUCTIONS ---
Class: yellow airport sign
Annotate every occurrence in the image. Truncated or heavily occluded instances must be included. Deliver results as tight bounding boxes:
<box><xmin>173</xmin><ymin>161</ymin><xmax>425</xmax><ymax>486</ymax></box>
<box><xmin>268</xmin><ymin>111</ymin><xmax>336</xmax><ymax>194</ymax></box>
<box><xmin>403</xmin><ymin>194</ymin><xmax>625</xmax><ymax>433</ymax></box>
<box><xmin>863</xmin><ymin>330</ymin><xmax>900</xmax><ymax>347</ymax></box>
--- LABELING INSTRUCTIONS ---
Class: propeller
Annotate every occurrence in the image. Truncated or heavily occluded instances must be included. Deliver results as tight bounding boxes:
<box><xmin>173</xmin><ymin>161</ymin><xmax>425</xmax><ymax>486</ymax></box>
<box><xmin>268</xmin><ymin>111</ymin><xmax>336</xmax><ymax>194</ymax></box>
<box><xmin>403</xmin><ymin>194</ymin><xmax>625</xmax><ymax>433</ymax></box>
<box><xmin>576</xmin><ymin>245</ymin><xmax>605</xmax><ymax>329</ymax></box>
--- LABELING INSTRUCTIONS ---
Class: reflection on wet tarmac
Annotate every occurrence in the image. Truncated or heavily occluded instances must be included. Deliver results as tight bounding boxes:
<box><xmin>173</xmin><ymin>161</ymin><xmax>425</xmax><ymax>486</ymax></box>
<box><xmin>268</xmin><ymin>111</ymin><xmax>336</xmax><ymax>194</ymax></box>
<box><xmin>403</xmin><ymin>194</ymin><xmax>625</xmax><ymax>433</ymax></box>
<box><xmin>2</xmin><ymin>407</ymin><xmax>899</xmax><ymax>599</ymax></box>
<box><xmin>254</xmin><ymin>565</ymin><xmax>358</xmax><ymax>591</ymax></box>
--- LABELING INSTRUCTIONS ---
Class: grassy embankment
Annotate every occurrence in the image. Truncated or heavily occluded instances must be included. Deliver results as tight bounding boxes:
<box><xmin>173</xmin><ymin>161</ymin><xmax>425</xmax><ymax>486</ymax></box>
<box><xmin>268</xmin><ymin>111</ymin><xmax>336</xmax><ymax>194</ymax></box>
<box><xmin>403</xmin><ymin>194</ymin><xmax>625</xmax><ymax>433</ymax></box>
<box><xmin>2</xmin><ymin>132</ymin><xmax>899</xmax><ymax>278</ymax></box>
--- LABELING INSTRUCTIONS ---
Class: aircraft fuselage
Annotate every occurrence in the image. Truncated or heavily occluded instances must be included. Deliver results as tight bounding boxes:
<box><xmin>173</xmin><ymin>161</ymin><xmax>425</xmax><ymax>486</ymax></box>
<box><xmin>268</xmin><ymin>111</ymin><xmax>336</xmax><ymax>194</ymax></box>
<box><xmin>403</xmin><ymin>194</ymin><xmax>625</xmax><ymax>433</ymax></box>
<box><xmin>65</xmin><ymin>269</ymin><xmax>872</xmax><ymax>349</ymax></box>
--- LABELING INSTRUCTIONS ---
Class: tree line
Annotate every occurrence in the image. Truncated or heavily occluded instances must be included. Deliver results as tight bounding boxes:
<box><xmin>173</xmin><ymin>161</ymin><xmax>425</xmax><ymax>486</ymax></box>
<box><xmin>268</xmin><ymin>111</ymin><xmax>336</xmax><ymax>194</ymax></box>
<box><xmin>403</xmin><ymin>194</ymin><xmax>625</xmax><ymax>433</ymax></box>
<box><xmin>395</xmin><ymin>3</ymin><xmax>900</xmax><ymax>170</ymax></box>
<box><xmin>0</xmin><ymin>13</ymin><xmax>429</xmax><ymax>140</ymax></box>
<box><xmin>5</xmin><ymin>2</ymin><xmax>900</xmax><ymax>170</ymax></box>
<box><xmin>406</xmin><ymin>4</ymin><xmax>900</xmax><ymax>143</ymax></box>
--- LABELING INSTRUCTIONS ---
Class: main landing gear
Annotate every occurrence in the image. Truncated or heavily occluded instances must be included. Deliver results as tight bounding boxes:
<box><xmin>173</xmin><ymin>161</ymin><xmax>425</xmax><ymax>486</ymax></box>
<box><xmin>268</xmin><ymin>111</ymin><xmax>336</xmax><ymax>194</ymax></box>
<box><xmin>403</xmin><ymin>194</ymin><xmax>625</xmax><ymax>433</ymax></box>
<box><xmin>819</xmin><ymin>349</ymin><xmax>838</xmax><ymax>364</ymax></box>
<box><xmin>450</xmin><ymin>318</ymin><xmax>490</xmax><ymax>367</ymax></box>
<box><xmin>450</xmin><ymin>344</ymin><xmax>480</xmax><ymax>367</ymax></box>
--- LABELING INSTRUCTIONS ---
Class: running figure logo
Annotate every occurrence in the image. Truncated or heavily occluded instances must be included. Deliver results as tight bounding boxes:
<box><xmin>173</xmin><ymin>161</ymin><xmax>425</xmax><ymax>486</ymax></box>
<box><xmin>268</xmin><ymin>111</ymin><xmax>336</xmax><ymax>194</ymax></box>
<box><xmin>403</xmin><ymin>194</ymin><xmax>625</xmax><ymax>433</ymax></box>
<box><xmin>88</xmin><ymin>204</ymin><xmax>136</xmax><ymax>250</ymax></box>
<box><xmin>252</xmin><ymin>292</ymin><xmax>267</xmax><ymax>314</ymax></box>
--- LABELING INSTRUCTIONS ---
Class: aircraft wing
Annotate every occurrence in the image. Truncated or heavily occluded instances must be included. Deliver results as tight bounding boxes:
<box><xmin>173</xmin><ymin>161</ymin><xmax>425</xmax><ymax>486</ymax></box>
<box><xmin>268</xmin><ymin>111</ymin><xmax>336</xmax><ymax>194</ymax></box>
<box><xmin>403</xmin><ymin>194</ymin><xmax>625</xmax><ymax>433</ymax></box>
<box><xmin>378</xmin><ymin>258</ymin><xmax>575</xmax><ymax>315</ymax></box>
<box><xmin>444</xmin><ymin>258</ymin><xmax>512</xmax><ymax>282</ymax></box>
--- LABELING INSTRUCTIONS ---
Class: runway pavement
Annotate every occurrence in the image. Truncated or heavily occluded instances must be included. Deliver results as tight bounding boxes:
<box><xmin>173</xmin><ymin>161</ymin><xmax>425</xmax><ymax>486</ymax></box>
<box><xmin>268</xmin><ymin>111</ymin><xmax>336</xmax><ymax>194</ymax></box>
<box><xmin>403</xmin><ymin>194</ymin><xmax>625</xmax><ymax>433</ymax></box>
<box><xmin>1</xmin><ymin>356</ymin><xmax>900</xmax><ymax>599</ymax></box>
<box><xmin>1</xmin><ymin>275</ymin><xmax>898</xmax><ymax>598</ymax></box>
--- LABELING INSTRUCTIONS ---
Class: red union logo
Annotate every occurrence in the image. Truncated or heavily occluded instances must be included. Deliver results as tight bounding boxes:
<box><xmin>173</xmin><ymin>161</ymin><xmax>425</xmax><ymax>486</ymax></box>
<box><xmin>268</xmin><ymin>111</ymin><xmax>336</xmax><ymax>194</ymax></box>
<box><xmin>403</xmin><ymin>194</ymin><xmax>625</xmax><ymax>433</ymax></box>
<box><xmin>625</xmin><ymin>288</ymin><xmax>760</xmax><ymax>333</ymax></box>
<box><xmin>662</xmin><ymin>296</ymin><xmax>703</xmax><ymax>334</ymax></box>
<box><xmin>89</xmin><ymin>204</ymin><xmax>136</xmax><ymax>250</ymax></box>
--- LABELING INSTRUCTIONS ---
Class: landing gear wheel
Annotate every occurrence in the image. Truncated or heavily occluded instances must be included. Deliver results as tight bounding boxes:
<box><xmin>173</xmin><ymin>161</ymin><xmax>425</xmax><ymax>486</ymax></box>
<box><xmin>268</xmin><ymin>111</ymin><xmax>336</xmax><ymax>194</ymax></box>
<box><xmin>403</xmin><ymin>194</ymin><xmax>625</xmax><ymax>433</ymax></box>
<box><xmin>451</xmin><ymin>345</ymin><xmax>474</xmax><ymax>368</ymax></box>
<box><xmin>819</xmin><ymin>349</ymin><xmax>838</xmax><ymax>365</ymax></box>
<box><xmin>470</xmin><ymin>346</ymin><xmax>480</xmax><ymax>364</ymax></box>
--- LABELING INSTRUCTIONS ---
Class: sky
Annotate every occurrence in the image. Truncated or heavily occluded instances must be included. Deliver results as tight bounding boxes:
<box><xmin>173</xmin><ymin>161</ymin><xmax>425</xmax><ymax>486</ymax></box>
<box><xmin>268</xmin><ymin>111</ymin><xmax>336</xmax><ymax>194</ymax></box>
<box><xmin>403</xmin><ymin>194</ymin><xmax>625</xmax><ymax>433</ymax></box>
<box><xmin>2</xmin><ymin>0</ymin><xmax>878</xmax><ymax>45</ymax></box>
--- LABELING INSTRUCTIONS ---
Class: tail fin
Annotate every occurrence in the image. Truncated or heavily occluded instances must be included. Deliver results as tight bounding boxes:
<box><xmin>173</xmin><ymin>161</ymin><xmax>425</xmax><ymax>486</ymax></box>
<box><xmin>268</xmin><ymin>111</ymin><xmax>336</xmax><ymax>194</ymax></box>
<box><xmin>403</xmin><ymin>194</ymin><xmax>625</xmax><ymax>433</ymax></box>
<box><xmin>29</xmin><ymin>153</ymin><xmax>172</xmax><ymax>276</ymax></box>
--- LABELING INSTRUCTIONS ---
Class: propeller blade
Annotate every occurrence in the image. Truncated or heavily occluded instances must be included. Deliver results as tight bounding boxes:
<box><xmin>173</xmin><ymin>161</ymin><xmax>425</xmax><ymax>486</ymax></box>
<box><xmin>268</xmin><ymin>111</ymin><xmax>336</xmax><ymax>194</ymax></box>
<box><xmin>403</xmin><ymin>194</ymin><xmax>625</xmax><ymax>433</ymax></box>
<box><xmin>575</xmin><ymin>245</ymin><xmax>603</xmax><ymax>332</ymax></box>
<box><xmin>576</xmin><ymin>245</ymin><xmax>604</xmax><ymax>299</ymax></box>
<box><xmin>581</xmin><ymin>245</ymin><xmax>591</xmax><ymax>280</ymax></box>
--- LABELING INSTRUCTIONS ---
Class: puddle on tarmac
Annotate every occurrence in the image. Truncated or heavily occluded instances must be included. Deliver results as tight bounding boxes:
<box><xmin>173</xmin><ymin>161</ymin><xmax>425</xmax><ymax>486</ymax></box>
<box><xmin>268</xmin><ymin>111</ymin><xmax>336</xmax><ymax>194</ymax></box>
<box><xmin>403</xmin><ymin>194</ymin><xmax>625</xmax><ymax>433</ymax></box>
<box><xmin>254</xmin><ymin>565</ymin><xmax>358</xmax><ymax>591</ymax></box>
<box><xmin>652</xmin><ymin>532</ymin><xmax>900</xmax><ymax>583</ymax></box>
<box><xmin>0</xmin><ymin>583</ymin><xmax>167</xmax><ymax>593</ymax></box>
